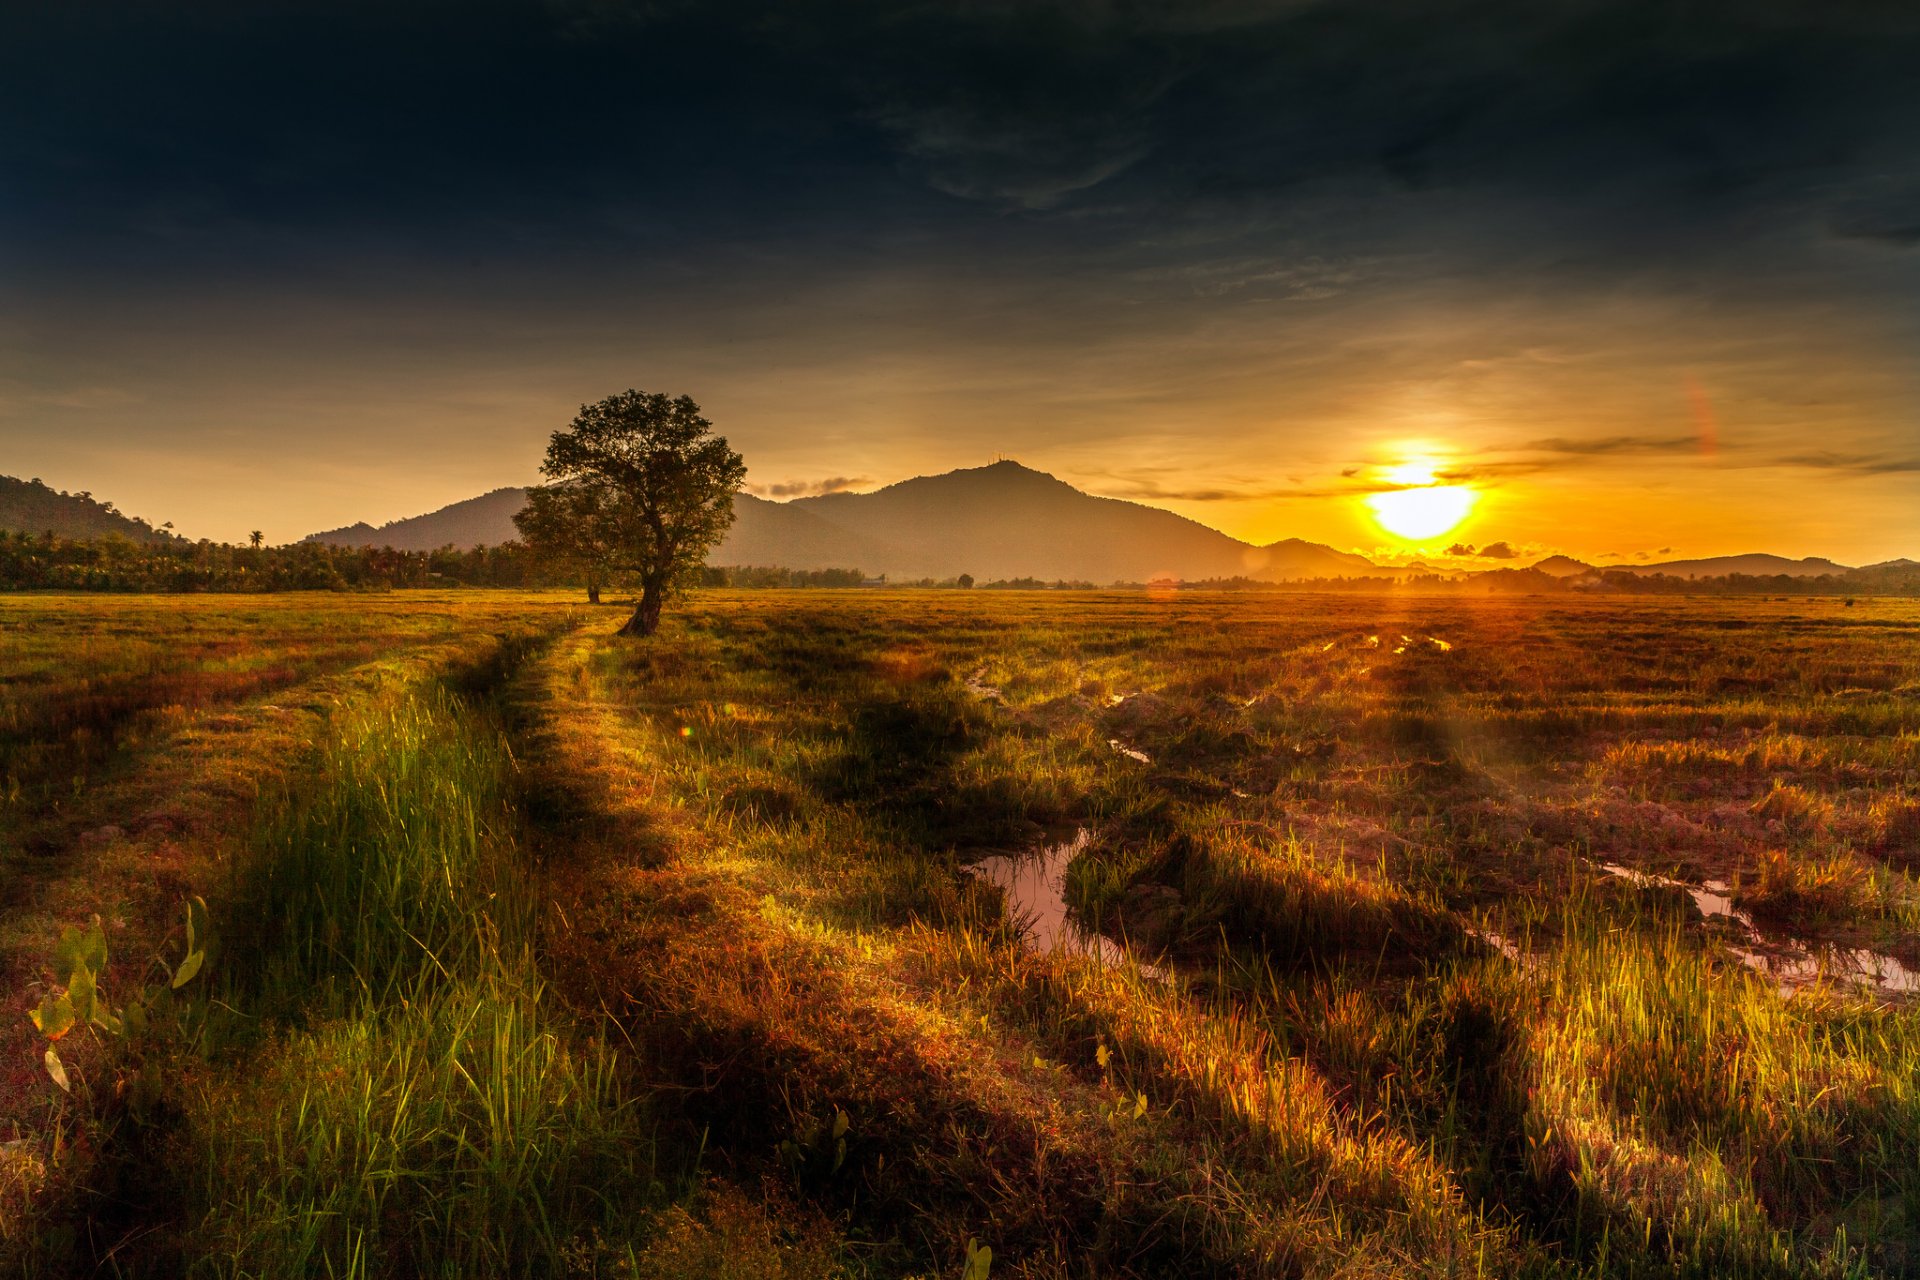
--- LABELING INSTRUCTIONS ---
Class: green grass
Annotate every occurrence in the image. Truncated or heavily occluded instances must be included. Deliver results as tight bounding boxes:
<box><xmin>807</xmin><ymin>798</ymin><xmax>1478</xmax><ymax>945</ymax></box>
<box><xmin>7</xmin><ymin>589</ymin><xmax>1920</xmax><ymax>1278</ymax></box>
<box><xmin>228</xmin><ymin>686</ymin><xmax>532</xmax><ymax>1010</ymax></box>
<box><xmin>182</xmin><ymin>672</ymin><xmax>660</xmax><ymax>1278</ymax></box>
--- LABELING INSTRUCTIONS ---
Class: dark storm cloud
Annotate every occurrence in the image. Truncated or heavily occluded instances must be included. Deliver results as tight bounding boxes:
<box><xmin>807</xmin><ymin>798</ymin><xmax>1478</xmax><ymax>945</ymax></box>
<box><xmin>9</xmin><ymin>0</ymin><xmax>1920</xmax><ymax>277</ymax></box>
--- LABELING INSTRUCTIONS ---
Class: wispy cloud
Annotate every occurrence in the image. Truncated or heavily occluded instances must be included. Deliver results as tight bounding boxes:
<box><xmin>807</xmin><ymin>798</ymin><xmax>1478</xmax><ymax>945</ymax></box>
<box><xmin>1518</xmin><ymin>435</ymin><xmax>1700</xmax><ymax>456</ymax></box>
<box><xmin>749</xmin><ymin>475</ymin><xmax>872</xmax><ymax>498</ymax></box>
<box><xmin>1092</xmin><ymin>473</ymin><xmax>1428</xmax><ymax>502</ymax></box>
<box><xmin>1770</xmin><ymin>452</ymin><xmax>1920</xmax><ymax>475</ymax></box>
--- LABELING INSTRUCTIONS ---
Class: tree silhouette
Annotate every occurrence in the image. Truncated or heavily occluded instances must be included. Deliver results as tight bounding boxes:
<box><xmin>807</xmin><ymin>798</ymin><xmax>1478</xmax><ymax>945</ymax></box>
<box><xmin>513</xmin><ymin>480</ymin><xmax>616</xmax><ymax>603</ymax></box>
<box><xmin>529</xmin><ymin>390</ymin><xmax>744</xmax><ymax>635</ymax></box>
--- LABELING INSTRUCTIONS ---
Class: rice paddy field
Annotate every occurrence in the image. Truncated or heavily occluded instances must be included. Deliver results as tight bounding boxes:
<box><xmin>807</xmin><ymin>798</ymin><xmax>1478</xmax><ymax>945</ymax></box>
<box><xmin>3</xmin><ymin>588</ymin><xmax>1919</xmax><ymax>1278</ymax></box>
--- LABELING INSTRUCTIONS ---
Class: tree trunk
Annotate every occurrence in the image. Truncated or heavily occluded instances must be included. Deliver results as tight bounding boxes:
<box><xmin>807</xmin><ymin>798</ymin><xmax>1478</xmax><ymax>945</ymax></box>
<box><xmin>619</xmin><ymin>578</ymin><xmax>664</xmax><ymax>636</ymax></box>
<box><xmin>585</xmin><ymin>573</ymin><xmax>601</xmax><ymax>604</ymax></box>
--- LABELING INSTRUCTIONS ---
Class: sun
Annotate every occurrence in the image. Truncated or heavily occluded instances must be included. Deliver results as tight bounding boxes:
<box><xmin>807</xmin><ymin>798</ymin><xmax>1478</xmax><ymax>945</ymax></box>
<box><xmin>1364</xmin><ymin>461</ymin><xmax>1476</xmax><ymax>541</ymax></box>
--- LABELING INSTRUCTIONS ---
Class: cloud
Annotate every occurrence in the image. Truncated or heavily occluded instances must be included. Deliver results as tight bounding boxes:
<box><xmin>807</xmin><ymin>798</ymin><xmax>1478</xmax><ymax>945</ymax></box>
<box><xmin>1094</xmin><ymin>469</ymin><xmax>1442</xmax><ymax>502</ymax></box>
<box><xmin>1444</xmin><ymin>539</ymin><xmax>1517</xmax><ymax>559</ymax></box>
<box><xmin>1518</xmin><ymin>435</ymin><xmax>1701</xmax><ymax>457</ymax></box>
<box><xmin>749</xmin><ymin>475</ymin><xmax>872</xmax><ymax>498</ymax></box>
<box><xmin>1828</xmin><ymin>178</ymin><xmax>1920</xmax><ymax>247</ymax></box>
<box><xmin>1770</xmin><ymin>452</ymin><xmax>1920</xmax><ymax>475</ymax></box>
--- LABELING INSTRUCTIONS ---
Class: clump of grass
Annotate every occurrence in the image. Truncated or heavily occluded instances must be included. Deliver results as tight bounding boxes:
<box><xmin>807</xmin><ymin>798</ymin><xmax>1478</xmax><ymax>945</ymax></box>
<box><xmin>1740</xmin><ymin>849</ymin><xmax>1876</xmax><ymax>929</ymax></box>
<box><xmin>1161</xmin><ymin>826</ymin><xmax>1466</xmax><ymax>970</ymax></box>
<box><xmin>1749</xmin><ymin>782</ymin><xmax>1833</xmax><ymax>834</ymax></box>
<box><xmin>1866</xmin><ymin>793</ymin><xmax>1920</xmax><ymax>865</ymax></box>
<box><xmin>226</xmin><ymin>685</ymin><xmax>531</xmax><ymax>1010</ymax></box>
<box><xmin>193</xmin><ymin>979</ymin><xmax>645</xmax><ymax>1277</ymax></box>
<box><xmin>1528</xmin><ymin>901</ymin><xmax>1920</xmax><ymax>1265</ymax></box>
<box><xmin>627</xmin><ymin>1185</ymin><xmax>847</xmax><ymax>1280</ymax></box>
<box><xmin>186</xmin><ymin>679</ymin><xmax>660</xmax><ymax>1276</ymax></box>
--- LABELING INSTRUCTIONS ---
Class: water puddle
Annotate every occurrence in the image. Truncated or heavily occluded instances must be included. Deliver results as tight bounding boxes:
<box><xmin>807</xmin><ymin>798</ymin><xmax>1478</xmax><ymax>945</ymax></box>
<box><xmin>1727</xmin><ymin>944</ymin><xmax>1920</xmax><ymax>995</ymax></box>
<box><xmin>1600</xmin><ymin>863</ymin><xmax>1737</xmax><ymax>921</ymax></box>
<box><xmin>970</xmin><ymin>830</ymin><xmax>1163</xmax><ymax>978</ymax></box>
<box><xmin>1597</xmin><ymin>862</ymin><xmax>1919</xmax><ymax>997</ymax></box>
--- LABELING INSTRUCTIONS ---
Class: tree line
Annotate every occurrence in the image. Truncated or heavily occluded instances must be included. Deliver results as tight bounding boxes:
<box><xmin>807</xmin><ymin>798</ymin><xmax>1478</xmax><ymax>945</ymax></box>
<box><xmin>0</xmin><ymin>533</ymin><xmax>886</xmax><ymax>595</ymax></box>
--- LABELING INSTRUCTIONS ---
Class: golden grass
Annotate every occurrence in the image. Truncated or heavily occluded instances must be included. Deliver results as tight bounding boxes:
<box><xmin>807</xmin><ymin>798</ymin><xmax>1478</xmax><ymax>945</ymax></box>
<box><xmin>6</xmin><ymin>588</ymin><xmax>1920</xmax><ymax>1277</ymax></box>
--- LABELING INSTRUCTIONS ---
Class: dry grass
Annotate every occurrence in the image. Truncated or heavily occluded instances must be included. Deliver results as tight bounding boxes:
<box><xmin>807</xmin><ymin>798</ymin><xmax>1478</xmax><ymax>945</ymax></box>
<box><xmin>5</xmin><ymin>589</ymin><xmax>1920</xmax><ymax>1277</ymax></box>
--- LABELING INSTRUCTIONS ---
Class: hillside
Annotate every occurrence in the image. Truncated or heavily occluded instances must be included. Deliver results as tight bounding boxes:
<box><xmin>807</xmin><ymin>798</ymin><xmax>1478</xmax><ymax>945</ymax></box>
<box><xmin>0</xmin><ymin>475</ymin><xmax>176</xmax><ymax>542</ymax></box>
<box><xmin>1607</xmin><ymin>553</ymin><xmax>1854</xmax><ymax>579</ymax></box>
<box><xmin>304</xmin><ymin>487</ymin><xmax>533</xmax><ymax>551</ymax></box>
<box><xmin>300</xmin><ymin>461</ymin><xmax>1388</xmax><ymax>582</ymax></box>
<box><xmin>1527</xmin><ymin>554</ymin><xmax>1599</xmax><ymax>578</ymax></box>
<box><xmin>786</xmin><ymin>462</ymin><xmax>1353</xmax><ymax>582</ymax></box>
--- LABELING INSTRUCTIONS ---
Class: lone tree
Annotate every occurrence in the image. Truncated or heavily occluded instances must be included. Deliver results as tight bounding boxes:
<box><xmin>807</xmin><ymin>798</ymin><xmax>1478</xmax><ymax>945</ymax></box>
<box><xmin>528</xmin><ymin>390</ymin><xmax>745</xmax><ymax>635</ymax></box>
<box><xmin>513</xmin><ymin>479</ymin><xmax>617</xmax><ymax>604</ymax></box>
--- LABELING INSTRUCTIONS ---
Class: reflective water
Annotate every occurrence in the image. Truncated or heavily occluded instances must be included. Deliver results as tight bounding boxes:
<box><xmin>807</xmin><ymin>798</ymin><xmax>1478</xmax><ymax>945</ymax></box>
<box><xmin>970</xmin><ymin>829</ymin><xmax>1162</xmax><ymax>977</ymax></box>
<box><xmin>1598</xmin><ymin>862</ymin><xmax>1919</xmax><ymax>996</ymax></box>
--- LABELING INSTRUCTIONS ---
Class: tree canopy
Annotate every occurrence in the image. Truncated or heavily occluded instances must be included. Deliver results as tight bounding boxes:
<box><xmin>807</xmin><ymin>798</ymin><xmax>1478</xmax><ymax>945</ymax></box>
<box><xmin>528</xmin><ymin>390</ymin><xmax>745</xmax><ymax>634</ymax></box>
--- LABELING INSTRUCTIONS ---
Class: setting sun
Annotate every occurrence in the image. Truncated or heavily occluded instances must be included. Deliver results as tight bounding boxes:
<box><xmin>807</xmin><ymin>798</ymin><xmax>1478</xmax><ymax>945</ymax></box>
<box><xmin>1364</xmin><ymin>462</ymin><xmax>1476</xmax><ymax>541</ymax></box>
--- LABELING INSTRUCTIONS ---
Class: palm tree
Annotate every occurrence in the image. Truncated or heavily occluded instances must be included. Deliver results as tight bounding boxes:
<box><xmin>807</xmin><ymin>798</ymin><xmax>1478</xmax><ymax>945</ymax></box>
<box><xmin>249</xmin><ymin>530</ymin><xmax>264</xmax><ymax>549</ymax></box>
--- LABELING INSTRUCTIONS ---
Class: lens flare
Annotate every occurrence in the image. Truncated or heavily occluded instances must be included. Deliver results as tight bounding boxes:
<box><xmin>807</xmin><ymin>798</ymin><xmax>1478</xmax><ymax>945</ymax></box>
<box><xmin>1364</xmin><ymin>461</ymin><xmax>1476</xmax><ymax>541</ymax></box>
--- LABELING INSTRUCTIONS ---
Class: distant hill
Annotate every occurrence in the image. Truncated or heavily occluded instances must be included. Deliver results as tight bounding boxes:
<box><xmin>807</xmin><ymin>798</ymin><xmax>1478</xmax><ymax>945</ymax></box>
<box><xmin>1605</xmin><ymin>553</ymin><xmax>1853</xmax><ymax>579</ymax></box>
<box><xmin>295</xmin><ymin>463</ymin><xmax>1896</xmax><ymax>586</ymax></box>
<box><xmin>1254</xmin><ymin>537</ymin><xmax>1381</xmax><ymax>578</ymax></box>
<box><xmin>1527</xmin><ymin>554</ymin><xmax>1598</xmax><ymax>578</ymax></box>
<box><xmin>781</xmin><ymin>462</ymin><xmax>1382</xmax><ymax>582</ymax></box>
<box><xmin>301</xmin><ymin>461</ymin><xmax>1391</xmax><ymax>583</ymax></box>
<box><xmin>0</xmin><ymin>475</ymin><xmax>176</xmax><ymax>542</ymax></box>
<box><xmin>305</xmin><ymin>487</ymin><xmax>532</xmax><ymax>551</ymax></box>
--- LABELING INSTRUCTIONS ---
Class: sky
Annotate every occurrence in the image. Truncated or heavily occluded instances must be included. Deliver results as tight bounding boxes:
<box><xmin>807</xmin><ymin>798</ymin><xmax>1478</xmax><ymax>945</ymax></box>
<box><xmin>4</xmin><ymin>0</ymin><xmax>1919</xmax><ymax>562</ymax></box>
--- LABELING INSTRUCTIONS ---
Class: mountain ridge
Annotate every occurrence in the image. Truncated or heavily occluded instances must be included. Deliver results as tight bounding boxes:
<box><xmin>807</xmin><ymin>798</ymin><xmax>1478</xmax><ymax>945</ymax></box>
<box><xmin>302</xmin><ymin>461</ymin><xmax>1393</xmax><ymax>582</ymax></box>
<box><xmin>0</xmin><ymin>475</ymin><xmax>180</xmax><ymax>543</ymax></box>
<box><xmin>294</xmin><ymin>461</ymin><xmax>1890</xmax><ymax>584</ymax></box>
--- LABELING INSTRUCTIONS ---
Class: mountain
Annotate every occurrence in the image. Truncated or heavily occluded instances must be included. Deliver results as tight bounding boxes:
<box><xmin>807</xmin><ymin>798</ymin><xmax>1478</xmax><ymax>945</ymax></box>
<box><xmin>713</xmin><ymin>494</ymin><xmax>904</xmax><ymax>570</ymax></box>
<box><xmin>782</xmin><ymin>461</ymin><xmax>1367</xmax><ymax>582</ymax></box>
<box><xmin>300</xmin><ymin>461</ymin><xmax>1389</xmax><ymax>582</ymax></box>
<box><xmin>1527</xmin><ymin>554</ymin><xmax>1598</xmax><ymax>578</ymax></box>
<box><xmin>0</xmin><ymin>475</ymin><xmax>177</xmax><ymax>542</ymax></box>
<box><xmin>1254</xmin><ymin>537</ymin><xmax>1381</xmax><ymax>579</ymax></box>
<box><xmin>305</xmin><ymin>487</ymin><xmax>532</xmax><ymax>551</ymax></box>
<box><xmin>292</xmin><ymin>468</ymin><xmax>1898</xmax><ymax>586</ymax></box>
<box><xmin>1606</xmin><ymin>553</ymin><xmax>1853</xmax><ymax>579</ymax></box>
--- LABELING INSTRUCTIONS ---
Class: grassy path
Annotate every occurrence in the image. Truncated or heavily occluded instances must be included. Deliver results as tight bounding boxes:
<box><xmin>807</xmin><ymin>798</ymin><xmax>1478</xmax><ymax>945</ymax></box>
<box><xmin>510</xmin><ymin>617</ymin><xmax>1536</xmax><ymax>1278</ymax></box>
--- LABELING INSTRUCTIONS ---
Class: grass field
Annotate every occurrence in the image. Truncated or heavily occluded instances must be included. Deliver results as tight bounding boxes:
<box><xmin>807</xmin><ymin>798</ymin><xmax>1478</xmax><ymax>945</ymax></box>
<box><xmin>3</xmin><ymin>589</ymin><xmax>1918</xmax><ymax>1277</ymax></box>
